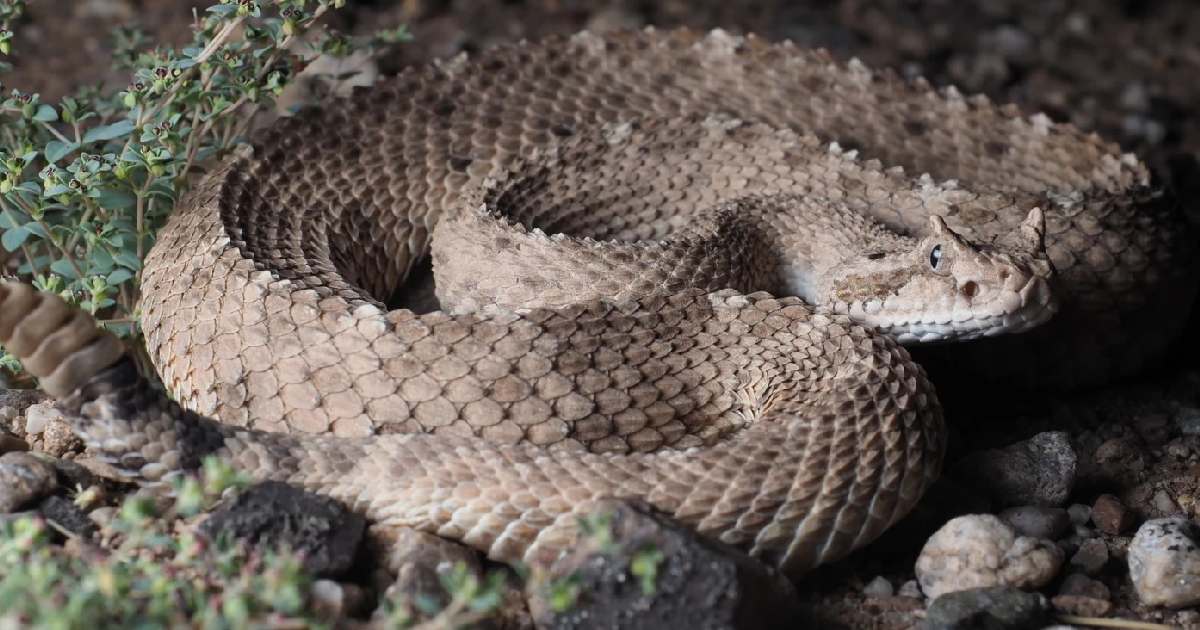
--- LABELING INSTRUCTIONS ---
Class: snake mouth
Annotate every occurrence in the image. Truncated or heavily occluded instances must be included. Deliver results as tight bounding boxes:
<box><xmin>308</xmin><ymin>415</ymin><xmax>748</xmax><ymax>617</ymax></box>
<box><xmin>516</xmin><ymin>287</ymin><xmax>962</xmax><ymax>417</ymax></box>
<box><xmin>862</xmin><ymin>273</ymin><xmax>1058</xmax><ymax>345</ymax></box>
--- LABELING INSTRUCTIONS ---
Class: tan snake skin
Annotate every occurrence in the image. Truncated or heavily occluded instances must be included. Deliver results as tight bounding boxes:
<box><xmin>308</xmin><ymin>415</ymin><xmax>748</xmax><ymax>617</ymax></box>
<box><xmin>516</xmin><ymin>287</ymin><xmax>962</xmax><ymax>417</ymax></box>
<box><xmin>0</xmin><ymin>29</ymin><xmax>1195</xmax><ymax>577</ymax></box>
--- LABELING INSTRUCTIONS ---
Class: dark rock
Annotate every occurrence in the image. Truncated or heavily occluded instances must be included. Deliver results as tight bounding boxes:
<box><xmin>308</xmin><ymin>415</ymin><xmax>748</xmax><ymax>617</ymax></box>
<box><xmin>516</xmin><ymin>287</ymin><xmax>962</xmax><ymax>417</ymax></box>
<box><xmin>38</xmin><ymin>495</ymin><xmax>97</xmax><ymax>539</ymax></box>
<box><xmin>1092</xmin><ymin>437</ymin><xmax>1146</xmax><ymax>484</ymax></box>
<box><xmin>923</xmin><ymin>586</ymin><xmax>1049</xmax><ymax>630</ymax></box>
<box><xmin>0</xmin><ymin>451</ymin><xmax>59</xmax><ymax>513</ymax></box>
<box><xmin>0</xmin><ymin>431</ymin><xmax>28</xmax><ymax>454</ymax></box>
<box><xmin>198</xmin><ymin>481</ymin><xmax>366</xmax><ymax>577</ymax></box>
<box><xmin>955</xmin><ymin>432</ymin><xmax>1076</xmax><ymax>507</ymax></box>
<box><xmin>1090</xmin><ymin>494</ymin><xmax>1134</xmax><ymax>535</ymax></box>
<box><xmin>528</xmin><ymin>499</ymin><xmax>802</xmax><ymax>630</ymax></box>
<box><xmin>998</xmin><ymin>506</ymin><xmax>1070</xmax><ymax>540</ymax></box>
<box><xmin>1068</xmin><ymin>539</ymin><xmax>1109</xmax><ymax>576</ymax></box>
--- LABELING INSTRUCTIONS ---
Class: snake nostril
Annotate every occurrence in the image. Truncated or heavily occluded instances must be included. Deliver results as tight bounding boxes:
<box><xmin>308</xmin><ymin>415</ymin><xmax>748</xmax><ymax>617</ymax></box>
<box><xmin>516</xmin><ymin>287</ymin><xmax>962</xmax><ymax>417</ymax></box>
<box><xmin>961</xmin><ymin>281</ymin><xmax>978</xmax><ymax>298</ymax></box>
<box><xmin>999</xmin><ymin>270</ymin><xmax>1010</xmax><ymax>281</ymax></box>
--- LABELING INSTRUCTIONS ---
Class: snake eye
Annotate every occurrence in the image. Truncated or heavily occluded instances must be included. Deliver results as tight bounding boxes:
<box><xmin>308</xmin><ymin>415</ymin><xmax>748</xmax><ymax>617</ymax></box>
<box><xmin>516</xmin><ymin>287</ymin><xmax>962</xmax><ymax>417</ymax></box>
<box><xmin>929</xmin><ymin>245</ymin><xmax>943</xmax><ymax>270</ymax></box>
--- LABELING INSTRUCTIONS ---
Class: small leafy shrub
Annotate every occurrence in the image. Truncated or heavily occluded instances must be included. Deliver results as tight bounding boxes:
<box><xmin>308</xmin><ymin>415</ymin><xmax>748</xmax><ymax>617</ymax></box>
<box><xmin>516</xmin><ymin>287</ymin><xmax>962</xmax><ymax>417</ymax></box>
<box><xmin>1</xmin><ymin>457</ymin><xmax>509</xmax><ymax>628</ymax></box>
<box><xmin>0</xmin><ymin>0</ymin><xmax>407</xmax><ymax>376</ymax></box>
<box><xmin>0</xmin><ymin>458</ymin><xmax>320</xmax><ymax>628</ymax></box>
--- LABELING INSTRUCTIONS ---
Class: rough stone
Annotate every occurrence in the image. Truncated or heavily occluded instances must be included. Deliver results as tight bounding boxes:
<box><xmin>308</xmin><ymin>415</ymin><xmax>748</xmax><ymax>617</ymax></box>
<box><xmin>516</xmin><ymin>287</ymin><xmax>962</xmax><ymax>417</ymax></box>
<box><xmin>0</xmin><ymin>451</ymin><xmax>59</xmax><ymax>513</ymax></box>
<box><xmin>1068</xmin><ymin>538</ymin><xmax>1108</xmax><ymax>576</ymax></box>
<box><xmin>528</xmin><ymin>500</ymin><xmax>803</xmax><ymax>629</ymax></box>
<box><xmin>922</xmin><ymin>586</ymin><xmax>1049</xmax><ymax>630</ymax></box>
<box><xmin>1128</xmin><ymin>518</ymin><xmax>1200</xmax><ymax>608</ymax></box>
<box><xmin>915</xmin><ymin>514</ymin><xmax>1064</xmax><ymax>599</ymax></box>
<box><xmin>40</xmin><ymin>415</ymin><xmax>83</xmax><ymax>457</ymax></box>
<box><xmin>955</xmin><ymin>432</ymin><xmax>1076</xmax><ymax>507</ymax></box>
<box><xmin>998</xmin><ymin>506</ymin><xmax>1070</xmax><ymax>540</ymax></box>
<box><xmin>1090</xmin><ymin>493</ymin><xmax>1134</xmax><ymax>535</ymax></box>
<box><xmin>198</xmin><ymin>481</ymin><xmax>366</xmax><ymax>577</ymax></box>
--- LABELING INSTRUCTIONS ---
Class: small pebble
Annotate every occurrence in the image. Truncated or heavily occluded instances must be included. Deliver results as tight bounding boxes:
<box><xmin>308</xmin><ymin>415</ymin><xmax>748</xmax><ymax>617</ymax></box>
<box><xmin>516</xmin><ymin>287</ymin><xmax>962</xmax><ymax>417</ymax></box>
<box><xmin>1067</xmin><ymin>504</ymin><xmax>1092</xmax><ymax>526</ymax></box>
<box><xmin>1128</xmin><ymin>518</ymin><xmax>1200</xmax><ymax>608</ymax></box>
<box><xmin>40</xmin><ymin>416</ymin><xmax>83</xmax><ymax>458</ymax></box>
<box><xmin>310</xmin><ymin>580</ymin><xmax>368</xmax><ymax>619</ymax></box>
<box><xmin>22</xmin><ymin>401</ymin><xmax>62</xmax><ymax>436</ymax></box>
<box><xmin>0</xmin><ymin>451</ymin><xmax>59</xmax><ymax>513</ymax></box>
<box><xmin>1058</xmin><ymin>573</ymin><xmax>1110</xmax><ymax>600</ymax></box>
<box><xmin>1091</xmin><ymin>494</ymin><xmax>1134</xmax><ymax>535</ymax></box>
<box><xmin>862</xmin><ymin>575</ymin><xmax>893</xmax><ymax>597</ymax></box>
<box><xmin>898</xmin><ymin>579</ymin><xmax>923</xmax><ymax>599</ymax></box>
<box><xmin>1051</xmin><ymin>592</ymin><xmax>1112</xmax><ymax>617</ymax></box>
<box><xmin>999</xmin><ymin>506</ymin><xmax>1070</xmax><ymax>540</ymax></box>
<box><xmin>1069</xmin><ymin>539</ymin><xmax>1109</xmax><ymax>576</ymax></box>
<box><xmin>915</xmin><ymin>514</ymin><xmax>1063</xmax><ymax>599</ymax></box>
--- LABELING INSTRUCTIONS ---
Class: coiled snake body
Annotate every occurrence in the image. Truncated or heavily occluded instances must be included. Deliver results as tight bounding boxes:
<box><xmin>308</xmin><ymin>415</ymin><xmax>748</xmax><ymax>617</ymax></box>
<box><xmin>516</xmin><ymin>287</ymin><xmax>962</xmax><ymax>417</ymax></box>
<box><xmin>0</xmin><ymin>29</ymin><xmax>1194</xmax><ymax>576</ymax></box>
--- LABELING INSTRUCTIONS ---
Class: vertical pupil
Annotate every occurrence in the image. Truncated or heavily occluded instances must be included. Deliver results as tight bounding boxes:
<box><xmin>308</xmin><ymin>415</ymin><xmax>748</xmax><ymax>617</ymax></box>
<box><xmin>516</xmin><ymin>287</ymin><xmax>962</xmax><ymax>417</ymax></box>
<box><xmin>930</xmin><ymin>245</ymin><xmax>942</xmax><ymax>268</ymax></box>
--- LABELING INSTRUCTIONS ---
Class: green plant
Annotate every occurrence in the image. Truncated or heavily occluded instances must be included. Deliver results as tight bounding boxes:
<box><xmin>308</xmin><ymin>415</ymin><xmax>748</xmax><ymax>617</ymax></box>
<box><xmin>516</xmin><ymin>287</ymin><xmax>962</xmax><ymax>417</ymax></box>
<box><xmin>2</xmin><ymin>456</ymin><xmax>511</xmax><ymax>628</ymax></box>
<box><xmin>0</xmin><ymin>0</ymin><xmax>408</xmax><ymax>377</ymax></box>
<box><xmin>0</xmin><ymin>458</ymin><xmax>321</xmax><ymax>628</ymax></box>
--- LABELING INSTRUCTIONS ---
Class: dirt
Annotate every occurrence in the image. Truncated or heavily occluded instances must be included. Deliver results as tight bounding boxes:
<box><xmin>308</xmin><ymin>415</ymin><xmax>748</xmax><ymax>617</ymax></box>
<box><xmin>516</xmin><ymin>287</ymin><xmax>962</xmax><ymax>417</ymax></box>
<box><xmin>4</xmin><ymin>1</ymin><xmax>1200</xmax><ymax>628</ymax></box>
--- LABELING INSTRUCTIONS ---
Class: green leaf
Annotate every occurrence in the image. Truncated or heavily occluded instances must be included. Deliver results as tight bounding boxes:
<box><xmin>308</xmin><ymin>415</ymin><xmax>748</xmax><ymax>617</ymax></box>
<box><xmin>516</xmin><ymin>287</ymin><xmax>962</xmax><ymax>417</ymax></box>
<box><xmin>1</xmin><ymin>226</ymin><xmax>30</xmax><ymax>252</ymax></box>
<box><xmin>113</xmin><ymin>251</ymin><xmax>141</xmax><ymax>270</ymax></box>
<box><xmin>82</xmin><ymin>120</ymin><xmax>135</xmax><ymax>144</ymax></box>
<box><xmin>44</xmin><ymin>141</ymin><xmax>78</xmax><ymax>164</ymax></box>
<box><xmin>33</xmin><ymin>104</ymin><xmax>58</xmax><ymax>122</ymax></box>
<box><xmin>206</xmin><ymin>3</ymin><xmax>238</xmax><ymax>16</ymax></box>
<box><xmin>107</xmin><ymin>268</ymin><xmax>134</xmax><ymax>285</ymax></box>
<box><xmin>23</xmin><ymin>222</ymin><xmax>48</xmax><ymax>239</ymax></box>
<box><xmin>49</xmin><ymin>259</ymin><xmax>79</xmax><ymax>280</ymax></box>
<box><xmin>96</xmin><ymin>189</ymin><xmax>136</xmax><ymax>211</ymax></box>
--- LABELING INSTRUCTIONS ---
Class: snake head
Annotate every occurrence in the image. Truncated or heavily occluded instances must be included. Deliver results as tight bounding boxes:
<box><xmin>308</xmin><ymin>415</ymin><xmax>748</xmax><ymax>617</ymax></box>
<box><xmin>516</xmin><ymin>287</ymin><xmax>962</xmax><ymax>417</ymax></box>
<box><xmin>826</xmin><ymin>208</ymin><xmax>1057</xmax><ymax>344</ymax></box>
